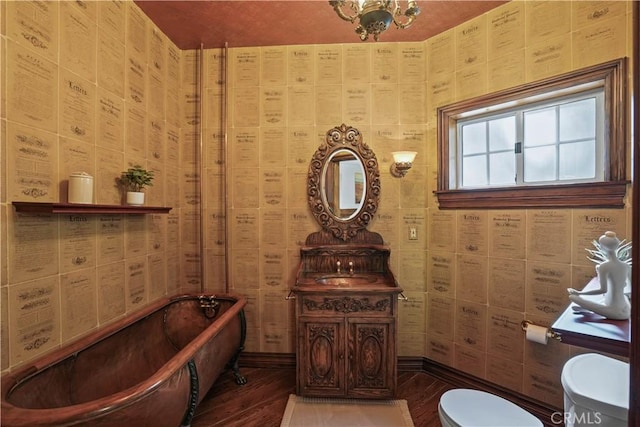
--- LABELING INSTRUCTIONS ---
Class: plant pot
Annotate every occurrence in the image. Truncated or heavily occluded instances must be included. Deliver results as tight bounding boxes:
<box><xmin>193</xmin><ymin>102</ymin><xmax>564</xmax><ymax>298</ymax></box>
<box><xmin>126</xmin><ymin>191</ymin><xmax>145</xmax><ymax>206</ymax></box>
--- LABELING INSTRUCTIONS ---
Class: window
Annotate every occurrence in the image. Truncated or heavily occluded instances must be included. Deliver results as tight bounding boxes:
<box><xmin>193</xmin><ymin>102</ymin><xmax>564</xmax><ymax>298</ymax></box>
<box><xmin>458</xmin><ymin>90</ymin><xmax>603</xmax><ymax>188</ymax></box>
<box><xmin>436</xmin><ymin>58</ymin><xmax>628</xmax><ymax>209</ymax></box>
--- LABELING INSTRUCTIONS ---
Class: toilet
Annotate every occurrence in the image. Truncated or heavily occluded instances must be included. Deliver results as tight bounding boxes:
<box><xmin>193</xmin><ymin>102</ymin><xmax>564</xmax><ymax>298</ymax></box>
<box><xmin>438</xmin><ymin>388</ymin><xmax>543</xmax><ymax>427</ymax></box>
<box><xmin>561</xmin><ymin>353</ymin><xmax>629</xmax><ymax>427</ymax></box>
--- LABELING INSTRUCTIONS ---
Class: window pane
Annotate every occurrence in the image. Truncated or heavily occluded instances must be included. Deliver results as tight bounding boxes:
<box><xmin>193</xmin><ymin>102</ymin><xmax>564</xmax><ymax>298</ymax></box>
<box><xmin>462</xmin><ymin>122</ymin><xmax>486</xmax><ymax>155</ymax></box>
<box><xmin>559</xmin><ymin>140</ymin><xmax>596</xmax><ymax>180</ymax></box>
<box><xmin>489</xmin><ymin>152</ymin><xmax>515</xmax><ymax>185</ymax></box>
<box><xmin>524</xmin><ymin>107</ymin><xmax>557</xmax><ymax>147</ymax></box>
<box><xmin>559</xmin><ymin>98</ymin><xmax>596</xmax><ymax>141</ymax></box>
<box><xmin>489</xmin><ymin>116</ymin><xmax>515</xmax><ymax>151</ymax></box>
<box><xmin>524</xmin><ymin>146</ymin><xmax>556</xmax><ymax>182</ymax></box>
<box><xmin>462</xmin><ymin>155</ymin><xmax>487</xmax><ymax>187</ymax></box>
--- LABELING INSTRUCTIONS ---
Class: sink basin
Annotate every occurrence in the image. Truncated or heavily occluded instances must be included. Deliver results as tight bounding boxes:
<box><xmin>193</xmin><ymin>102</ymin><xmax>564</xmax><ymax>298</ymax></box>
<box><xmin>314</xmin><ymin>274</ymin><xmax>377</xmax><ymax>286</ymax></box>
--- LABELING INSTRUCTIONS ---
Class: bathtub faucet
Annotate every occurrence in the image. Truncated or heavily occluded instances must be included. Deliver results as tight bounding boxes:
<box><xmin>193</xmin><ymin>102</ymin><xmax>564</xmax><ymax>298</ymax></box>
<box><xmin>198</xmin><ymin>295</ymin><xmax>219</xmax><ymax>319</ymax></box>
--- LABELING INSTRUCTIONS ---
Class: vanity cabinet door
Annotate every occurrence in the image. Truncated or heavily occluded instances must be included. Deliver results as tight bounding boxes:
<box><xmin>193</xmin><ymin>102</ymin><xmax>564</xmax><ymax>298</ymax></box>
<box><xmin>297</xmin><ymin>317</ymin><xmax>346</xmax><ymax>397</ymax></box>
<box><xmin>348</xmin><ymin>317</ymin><xmax>396</xmax><ymax>399</ymax></box>
<box><xmin>295</xmin><ymin>291</ymin><xmax>399</xmax><ymax>398</ymax></box>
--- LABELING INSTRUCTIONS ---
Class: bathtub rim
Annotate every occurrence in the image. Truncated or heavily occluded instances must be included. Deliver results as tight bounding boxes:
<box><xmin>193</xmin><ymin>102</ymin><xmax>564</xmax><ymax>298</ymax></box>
<box><xmin>1</xmin><ymin>292</ymin><xmax>247</xmax><ymax>426</ymax></box>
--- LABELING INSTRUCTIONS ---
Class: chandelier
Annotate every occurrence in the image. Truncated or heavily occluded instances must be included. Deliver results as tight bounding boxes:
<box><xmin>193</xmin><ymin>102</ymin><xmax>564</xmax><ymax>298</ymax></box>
<box><xmin>329</xmin><ymin>0</ymin><xmax>420</xmax><ymax>41</ymax></box>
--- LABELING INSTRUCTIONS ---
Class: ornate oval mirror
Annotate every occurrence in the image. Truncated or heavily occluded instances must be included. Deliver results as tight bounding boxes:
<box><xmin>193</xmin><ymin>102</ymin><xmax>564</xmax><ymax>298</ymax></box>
<box><xmin>308</xmin><ymin>124</ymin><xmax>380</xmax><ymax>241</ymax></box>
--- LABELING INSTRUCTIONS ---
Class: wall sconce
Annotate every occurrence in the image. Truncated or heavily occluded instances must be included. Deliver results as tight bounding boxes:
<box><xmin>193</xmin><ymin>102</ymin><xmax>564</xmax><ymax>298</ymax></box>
<box><xmin>390</xmin><ymin>151</ymin><xmax>417</xmax><ymax>178</ymax></box>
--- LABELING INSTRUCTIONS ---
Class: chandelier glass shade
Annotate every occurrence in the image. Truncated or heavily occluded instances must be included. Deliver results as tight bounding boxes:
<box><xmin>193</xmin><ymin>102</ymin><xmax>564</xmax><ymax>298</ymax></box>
<box><xmin>329</xmin><ymin>0</ymin><xmax>420</xmax><ymax>41</ymax></box>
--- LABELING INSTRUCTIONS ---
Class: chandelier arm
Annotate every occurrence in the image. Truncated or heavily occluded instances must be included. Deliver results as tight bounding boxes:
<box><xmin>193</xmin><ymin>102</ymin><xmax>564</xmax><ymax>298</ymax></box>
<box><xmin>392</xmin><ymin>0</ymin><xmax>420</xmax><ymax>29</ymax></box>
<box><xmin>392</xmin><ymin>14</ymin><xmax>417</xmax><ymax>29</ymax></box>
<box><xmin>329</xmin><ymin>0</ymin><xmax>360</xmax><ymax>23</ymax></box>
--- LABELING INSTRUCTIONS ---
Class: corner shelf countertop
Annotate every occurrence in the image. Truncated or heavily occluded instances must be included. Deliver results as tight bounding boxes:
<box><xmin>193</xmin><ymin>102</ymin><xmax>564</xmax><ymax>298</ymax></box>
<box><xmin>12</xmin><ymin>202</ymin><xmax>172</xmax><ymax>215</ymax></box>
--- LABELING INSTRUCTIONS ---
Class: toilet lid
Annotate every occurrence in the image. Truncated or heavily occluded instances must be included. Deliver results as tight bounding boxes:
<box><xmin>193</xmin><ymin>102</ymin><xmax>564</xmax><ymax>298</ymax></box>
<box><xmin>439</xmin><ymin>389</ymin><xmax>543</xmax><ymax>427</ymax></box>
<box><xmin>561</xmin><ymin>353</ymin><xmax>629</xmax><ymax>420</ymax></box>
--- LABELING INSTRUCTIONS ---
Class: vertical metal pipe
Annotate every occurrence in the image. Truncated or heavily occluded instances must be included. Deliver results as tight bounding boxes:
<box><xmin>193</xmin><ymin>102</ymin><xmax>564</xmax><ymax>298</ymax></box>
<box><xmin>223</xmin><ymin>42</ymin><xmax>230</xmax><ymax>294</ymax></box>
<box><xmin>198</xmin><ymin>43</ymin><xmax>205</xmax><ymax>293</ymax></box>
<box><xmin>628</xmin><ymin>2</ymin><xmax>639</xmax><ymax>424</ymax></box>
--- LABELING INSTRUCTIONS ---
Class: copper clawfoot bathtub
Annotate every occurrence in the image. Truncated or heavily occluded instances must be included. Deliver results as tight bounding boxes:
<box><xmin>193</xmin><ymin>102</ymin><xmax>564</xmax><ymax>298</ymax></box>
<box><xmin>1</xmin><ymin>293</ymin><xmax>247</xmax><ymax>427</ymax></box>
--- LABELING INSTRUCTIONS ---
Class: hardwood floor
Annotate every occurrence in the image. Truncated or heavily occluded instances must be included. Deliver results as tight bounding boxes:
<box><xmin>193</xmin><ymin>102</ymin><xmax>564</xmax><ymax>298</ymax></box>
<box><xmin>191</xmin><ymin>367</ymin><xmax>453</xmax><ymax>427</ymax></box>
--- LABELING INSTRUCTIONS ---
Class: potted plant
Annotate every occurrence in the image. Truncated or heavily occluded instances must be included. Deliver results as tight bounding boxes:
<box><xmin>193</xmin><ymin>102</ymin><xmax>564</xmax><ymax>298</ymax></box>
<box><xmin>120</xmin><ymin>165</ymin><xmax>154</xmax><ymax>206</ymax></box>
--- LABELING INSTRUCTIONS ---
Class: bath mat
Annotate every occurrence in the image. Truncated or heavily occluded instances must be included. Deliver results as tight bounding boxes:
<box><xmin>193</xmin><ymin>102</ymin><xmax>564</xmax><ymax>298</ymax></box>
<box><xmin>280</xmin><ymin>394</ymin><xmax>414</xmax><ymax>427</ymax></box>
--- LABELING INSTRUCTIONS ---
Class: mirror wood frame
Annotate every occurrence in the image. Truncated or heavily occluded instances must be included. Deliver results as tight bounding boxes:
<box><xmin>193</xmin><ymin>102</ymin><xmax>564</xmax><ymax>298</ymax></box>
<box><xmin>308</xmin><ymin>124</ymin><xmax>381</xmax><ymax>241</ymax></box>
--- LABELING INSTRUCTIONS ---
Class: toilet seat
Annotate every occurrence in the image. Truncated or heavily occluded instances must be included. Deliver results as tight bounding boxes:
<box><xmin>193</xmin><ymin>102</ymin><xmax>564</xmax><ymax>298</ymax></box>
<box><xmin>561</xmin><ymin>353</ymin><xmax>629</xmax><ymax>421</ymax></box>
<box><xmin>439</xmin><ymin>389</ymin><xmax>543</xmax><ymax>427</ymax></box>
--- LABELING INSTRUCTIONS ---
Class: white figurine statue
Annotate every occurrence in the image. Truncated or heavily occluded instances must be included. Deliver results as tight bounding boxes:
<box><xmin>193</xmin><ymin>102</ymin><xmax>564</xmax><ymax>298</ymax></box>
<box><xmin>567</xmin><ymin>231</ymin><xmax>632</xmax><ymax>320</ymax></box>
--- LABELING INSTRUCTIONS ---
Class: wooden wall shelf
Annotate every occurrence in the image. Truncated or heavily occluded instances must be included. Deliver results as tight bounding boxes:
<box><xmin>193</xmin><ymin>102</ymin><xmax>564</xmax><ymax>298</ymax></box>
<box><xmin>12</xmin><ymin>202</ymin><xmax>172</xmax><ymax>215</ymax></box>
<box><xmin>551</xmin><ymin>277</ymin><xmax>630</xmax><ymax>357</ymax></box>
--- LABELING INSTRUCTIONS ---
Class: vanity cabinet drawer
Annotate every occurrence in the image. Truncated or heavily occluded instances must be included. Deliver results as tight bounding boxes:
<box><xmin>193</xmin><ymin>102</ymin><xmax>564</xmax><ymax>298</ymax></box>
<box><xmin>299</xmin><ymin>294</ymin><xmax>393</xmax><ymax>316</ymax></box>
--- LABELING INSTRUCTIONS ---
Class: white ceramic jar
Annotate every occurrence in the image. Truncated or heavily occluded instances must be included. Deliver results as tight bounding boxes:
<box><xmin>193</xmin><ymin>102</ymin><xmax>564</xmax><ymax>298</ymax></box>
<box><xmin>68</xmin><ymin>172</ymin><xmax>93</xmax><ymax>204</ymax></box>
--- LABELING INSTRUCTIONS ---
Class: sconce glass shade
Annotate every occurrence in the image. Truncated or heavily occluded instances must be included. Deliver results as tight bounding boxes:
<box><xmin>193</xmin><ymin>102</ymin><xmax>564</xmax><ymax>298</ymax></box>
<box><xmin>390</xmin><ymin>151</ymin><xmax>417</xmax><ymax>178</ymax></box>
<box><xmin>329</xmin><ymin>0</ymin><xmax>421</xmax><ymax>41</ymax></box>
<box><xmin>392</xmin><ymin>151</ymin><xmax>417</xmax><ymax>164</ymax></box>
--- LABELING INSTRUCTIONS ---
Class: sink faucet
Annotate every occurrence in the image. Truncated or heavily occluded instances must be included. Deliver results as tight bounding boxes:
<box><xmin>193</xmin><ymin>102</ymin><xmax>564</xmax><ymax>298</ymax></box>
<box><xmin>336</xmin><ymin>261</ymin><xmax>341</xmax><ymax>273</ymax></box>
<box><xmin>349</xmin><ymin>261</ymin><xmax>354</xmax><ymax>275</ymax></box>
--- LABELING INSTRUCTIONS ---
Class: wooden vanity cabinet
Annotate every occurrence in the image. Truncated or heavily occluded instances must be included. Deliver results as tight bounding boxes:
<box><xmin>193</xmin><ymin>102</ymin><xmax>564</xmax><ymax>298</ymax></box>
<box><xmin>295</xmin><ymin>125</ymin><xmax>401</xmax><ymax>399</ymax></box>
<box><xmin>295</xmin><ymin>289</ymin><xmax>399</xmax><ymax>399</ymax></box>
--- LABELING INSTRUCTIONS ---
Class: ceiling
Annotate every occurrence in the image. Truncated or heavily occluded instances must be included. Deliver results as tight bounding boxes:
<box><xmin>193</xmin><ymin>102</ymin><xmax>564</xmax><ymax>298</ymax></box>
<box><xmin>134</xmin><ymin>0</ymin><xmax>509</xmax><ymax>49</ymax></box>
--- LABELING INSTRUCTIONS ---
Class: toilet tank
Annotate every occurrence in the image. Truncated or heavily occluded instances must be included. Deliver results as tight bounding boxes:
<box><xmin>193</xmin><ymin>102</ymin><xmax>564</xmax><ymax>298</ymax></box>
<box><xmin>561</xmin><ymin>353</ymin><xmax>628</xmax><ymax>427</ymax></box>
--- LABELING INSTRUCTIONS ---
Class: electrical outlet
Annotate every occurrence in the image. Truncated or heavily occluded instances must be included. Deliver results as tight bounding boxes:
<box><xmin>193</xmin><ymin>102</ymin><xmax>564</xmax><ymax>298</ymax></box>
<box><xmin>409</xmin><ymin>227</ymin><xmax>417</xmax><ymax>240</ymax></box>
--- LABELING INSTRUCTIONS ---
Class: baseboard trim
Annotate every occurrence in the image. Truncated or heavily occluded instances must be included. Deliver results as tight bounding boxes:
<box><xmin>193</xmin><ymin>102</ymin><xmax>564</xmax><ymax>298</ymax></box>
<box><xmin>238</xmin><ymin>353</ymin><xmax>424</xmax><ymax>370</ymax></box>
<box><xmin>239</xmin><ymin>352</ymin><xmax>296</xmax><ymax>368</ymax></box>
<box><xmin>237</xmin><ymin>353</ymin><xmax>449</xmax><ymax>371</ymax></box>
<box><xmin>239</xmin><ymin>353</ymin><xmax>560</xmax><ymax>425</ymax></box>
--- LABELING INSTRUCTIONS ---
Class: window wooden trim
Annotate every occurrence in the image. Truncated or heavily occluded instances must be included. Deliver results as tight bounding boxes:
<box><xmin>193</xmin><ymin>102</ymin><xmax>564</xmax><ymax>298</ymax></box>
<box><xmin>436</xmin><ymin>58</ymin><xmax>628</xmax><ymax>209</ymax></box>
<box><xmin>435</xmin><ymin>181</ymin><xmax>629</xmax><ymax>209</ymax></box>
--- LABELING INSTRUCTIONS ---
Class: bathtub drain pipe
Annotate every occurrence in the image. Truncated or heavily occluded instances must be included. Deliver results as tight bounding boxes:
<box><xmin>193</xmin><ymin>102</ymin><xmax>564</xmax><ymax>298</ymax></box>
<box><xmin>198</xmin><ymin>43</ymin><xmax>205</xmax><ymax>293</ymax></box>
<box><xmin>222</xmin><ymin>42</ymin><xmax>230</xmax><ymax>294</ymax></box>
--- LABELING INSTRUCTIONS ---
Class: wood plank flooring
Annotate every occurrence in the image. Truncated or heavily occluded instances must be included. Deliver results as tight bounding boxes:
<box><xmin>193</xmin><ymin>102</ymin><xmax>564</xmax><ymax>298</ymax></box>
<box><xmin>191</xmin><ymin>367</ymin><xmax>453</xmax><ymax>427</ymax></box>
